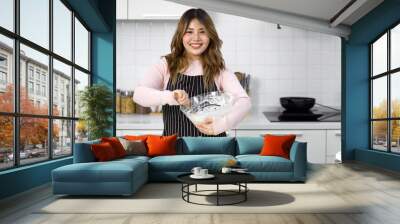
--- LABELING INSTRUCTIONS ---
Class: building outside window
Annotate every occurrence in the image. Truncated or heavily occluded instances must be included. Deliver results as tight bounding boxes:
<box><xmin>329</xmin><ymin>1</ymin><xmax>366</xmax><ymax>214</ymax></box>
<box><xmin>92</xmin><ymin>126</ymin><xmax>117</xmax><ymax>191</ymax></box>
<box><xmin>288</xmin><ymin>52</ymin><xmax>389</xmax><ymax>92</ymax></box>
<box><xmin>28</xmin><ymin>81</ymin><xmax>34</xmax><ymax>94</ymax></box>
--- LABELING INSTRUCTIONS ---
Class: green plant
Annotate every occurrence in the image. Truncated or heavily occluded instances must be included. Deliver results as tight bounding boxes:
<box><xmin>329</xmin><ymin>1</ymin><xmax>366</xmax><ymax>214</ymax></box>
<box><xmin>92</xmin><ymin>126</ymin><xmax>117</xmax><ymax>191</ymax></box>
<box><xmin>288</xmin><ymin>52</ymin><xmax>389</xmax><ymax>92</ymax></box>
<box><xmin>79</xmin><ymin>84</ymin><xmax>113</xmax><ymax>140</ymax></box>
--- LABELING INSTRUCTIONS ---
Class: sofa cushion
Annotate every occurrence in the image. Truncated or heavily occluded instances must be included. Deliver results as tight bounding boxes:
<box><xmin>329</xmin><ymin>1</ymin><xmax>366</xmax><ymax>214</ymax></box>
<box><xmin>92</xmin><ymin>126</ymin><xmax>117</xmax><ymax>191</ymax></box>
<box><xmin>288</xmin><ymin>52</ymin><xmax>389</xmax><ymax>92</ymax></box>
<box><xmin>179</xmin><ymin>137</ymin><xmax>236</xmax><ymax>155</ymax></box>
<box><xmin>147</xmin><ymin>135</ymin><xmax>177</xmax><ymax>157</ymax></box>
<box><xmin>260</xmin><ymin>134</ymin><xmax>296</xmax><ymax>159</ymax></box>
<box><xmin>101</xmin><ymin>137</ymin><xmax>127</xmax><ymax>158</ymax></box>
<box><xmin>148</xmin><ymin>154</ymin><xmax>235</xmax><ymax>172</ymax></box>
<box><xmin>235</xmin><ymin>137</ymin><xmax>263</xmax><ymax>155</ymax></box>
<box><xmin>52</xmin><ymin>159</ymin><xmax>147</xmax><ymax>183</ymax></box>
<box><xmin>91</xmin><ymin>142</ymin><xmax>118</xmax><ymax>161</ymax></box>
<box><xmin>236</xmin><ymin>155</ymin><xmax>293</xmax><ymax>172</ymax></box>
<box><xmin>118</xmin><ymin>138</ymin><xmax>147</xmax><ymax>156</ymax></box>
<box><xmin>73</xmin><ymin>140</ymin><xmax>100</xmax><ymax>163</ymax></box>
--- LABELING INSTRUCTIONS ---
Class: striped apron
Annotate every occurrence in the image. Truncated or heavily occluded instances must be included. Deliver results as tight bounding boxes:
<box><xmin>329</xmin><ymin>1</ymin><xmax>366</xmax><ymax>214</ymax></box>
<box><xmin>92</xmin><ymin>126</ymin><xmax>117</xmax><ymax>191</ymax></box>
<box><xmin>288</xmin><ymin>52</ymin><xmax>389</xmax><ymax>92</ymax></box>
<box><xmin>162</xmin><ymin>73</ymin><xmax>227</xmax><ymax>137</ymax></box>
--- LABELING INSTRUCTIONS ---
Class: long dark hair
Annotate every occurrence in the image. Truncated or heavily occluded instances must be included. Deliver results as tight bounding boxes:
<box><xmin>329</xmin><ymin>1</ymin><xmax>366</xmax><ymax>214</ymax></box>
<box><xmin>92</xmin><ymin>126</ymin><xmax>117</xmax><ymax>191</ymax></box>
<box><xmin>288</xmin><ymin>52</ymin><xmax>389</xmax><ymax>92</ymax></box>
<box><xmin>164</xmin><ymin>8</ymin><xmax>225</xmax><ymax>89</ymax></box>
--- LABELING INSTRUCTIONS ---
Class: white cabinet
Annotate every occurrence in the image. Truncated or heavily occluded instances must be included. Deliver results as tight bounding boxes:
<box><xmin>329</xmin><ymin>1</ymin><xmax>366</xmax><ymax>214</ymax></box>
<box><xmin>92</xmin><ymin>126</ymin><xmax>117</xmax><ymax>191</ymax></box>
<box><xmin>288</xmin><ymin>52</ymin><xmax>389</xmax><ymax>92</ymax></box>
<box><xmin>326</xmin><ymin>130</ymin><xmax>341</xmax><ymax>163</ymax></box>
<box><xmin>117</xmin><ymin>0</ymin><xmax>190</xmax><ymax>20</ymax></box>
<box><xmin>117</xmin><ymin>0</ymin><xmax>128</xmax><ymax>20</ymax></box>
<box><xmin>236</xmin><ymin>129</ymin><xmax>326</xmax><ymax>164</ymax></box>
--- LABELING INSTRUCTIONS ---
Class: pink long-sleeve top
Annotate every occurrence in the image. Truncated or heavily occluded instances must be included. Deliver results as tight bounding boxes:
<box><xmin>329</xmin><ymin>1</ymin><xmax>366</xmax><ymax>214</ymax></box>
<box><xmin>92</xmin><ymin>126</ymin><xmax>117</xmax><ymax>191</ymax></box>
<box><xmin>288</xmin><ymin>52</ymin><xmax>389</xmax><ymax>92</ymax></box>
<box><xmin>133</xmin><ymin>58</ymin><xmax>251</xmax><ymax>135</ymax></box>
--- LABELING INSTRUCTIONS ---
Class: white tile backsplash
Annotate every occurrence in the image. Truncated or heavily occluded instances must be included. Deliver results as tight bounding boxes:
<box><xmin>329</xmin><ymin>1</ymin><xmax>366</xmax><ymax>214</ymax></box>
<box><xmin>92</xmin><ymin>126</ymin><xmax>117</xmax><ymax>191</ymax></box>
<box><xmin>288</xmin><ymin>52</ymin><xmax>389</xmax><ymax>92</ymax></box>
<box><xmin>117</xmin><ymin>12</ymin><xmax>341</xmax><ymax>109</ymax></box>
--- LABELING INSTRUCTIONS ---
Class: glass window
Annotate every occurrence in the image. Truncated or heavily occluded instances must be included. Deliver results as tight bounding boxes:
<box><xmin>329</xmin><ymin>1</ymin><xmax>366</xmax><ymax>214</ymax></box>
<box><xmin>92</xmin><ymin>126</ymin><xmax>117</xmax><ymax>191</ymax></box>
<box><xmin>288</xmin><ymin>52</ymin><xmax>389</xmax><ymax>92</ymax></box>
<box><xmin>20</xmin><ymin>44</ymin><xmax>49</xmax><ymax>115</ymax></box>
<box><xmin>20</xmin><ymin>0</ymin><xmax>49</xmax><ymax>49</ymax></box>
<box><xmin>372</xmin><ymin>34</ymin><xmax>387</xmax><ymax>76</ymax></box>
<box><xmin>371</xmin><ymin>24</ymin><xmax>400</xmax><ymax>154</ymax></box>
<box><xmin>372</xmin><ymin>121</ymin><xmax>388</xmax><ymax>151</ymax></box>
<box><xmin>391</xmin><ymin>72</ymin><xmax>400</xmax><ymax>118</ymax></box>
<box><xmin>392</xmin><ymin>24</ymin><xmax>400</xmax><ymax>70</ymax></box>
<box><xmin>0</xmin><ymin>0</ymin><xmax>14</xmax><ymax>31</ymax></box>
<box><xmin>53</xmin><ymin>119</ymin><xmax>72</xmax><ymax>158</ymax></box>
<box><xmin>0</xmin><ymin>34</ymin><xmax>14</xmax><ymax>113</ymax></box>
<box><xmin>391</xmin><ymin>120</ymin><xmax>400</xmax><ymax>153</ymax></box>
<box><xmin>74</xmin><ymin>17</ymin><xmax>89</xmax><ymax>70</ymax></box>
<box><xmin>53</xmin><ymin>0</ymin><xmax>72</xmax><ymax>60</ymax></box>
<box><xmin>28</xmin><ymin>81</ymin><xmax>34</xmax><ymax>93</ymax></box>
<box><xmin>75</xmin><ymin>120</ymin><xmax>88</xmax><ymax>143</ymax></box>
<box><xmin>53</xmin><ymin>59</ymin><xmax>71</xmax><ymax>117</ymax></box>
<box><xmin>74</xmin><ymin>69</ymin><xmax>89</xmax><ymax>118</ymax></box>
<box><xmin>0</xmin><ymin>116</ymin><xmax>14</xmax><ymax>170</ymax></box>
<box><xmin>0</xmin><ymin>54</ymin><xmax>7</xmax><ymax>67</ymax></box>
<box><xmin>0</xmin><ymin>0</ymin><xmax>92</xmax><ymax>170</ymax></box>
<box><xmin>19</xmin><ymin>117</ymin><xmax>49</xmax><ymax>165</ymax></box>
<box><xmin>28</xmin><ymin>67</ymin><xmax>34</xmax><ymax>79</ymax></box>
<box><xmin>372</xmin><ymin>77</ymin><xmax>387</xmax><ymax>119</ymax></box>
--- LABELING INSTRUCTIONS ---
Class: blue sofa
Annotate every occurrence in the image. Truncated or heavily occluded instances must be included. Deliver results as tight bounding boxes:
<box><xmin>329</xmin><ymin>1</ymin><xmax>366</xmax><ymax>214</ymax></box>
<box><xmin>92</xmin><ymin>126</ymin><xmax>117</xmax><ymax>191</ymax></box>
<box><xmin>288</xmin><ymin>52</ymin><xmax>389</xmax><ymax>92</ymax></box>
<box><xmin>52</xmin><ymin>137</ymin><xmax>307</xmax><ymax>196</ymax></box>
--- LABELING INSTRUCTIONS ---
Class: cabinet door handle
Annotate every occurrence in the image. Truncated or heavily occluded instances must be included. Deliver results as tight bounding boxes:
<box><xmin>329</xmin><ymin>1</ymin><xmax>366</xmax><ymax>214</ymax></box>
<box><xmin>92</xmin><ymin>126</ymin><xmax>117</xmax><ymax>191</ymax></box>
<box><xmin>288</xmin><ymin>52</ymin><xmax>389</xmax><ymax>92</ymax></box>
<box><xmin>335</xmin><ymin>133</ymin><xmax>341</xmax><ymax>137</ymax></box>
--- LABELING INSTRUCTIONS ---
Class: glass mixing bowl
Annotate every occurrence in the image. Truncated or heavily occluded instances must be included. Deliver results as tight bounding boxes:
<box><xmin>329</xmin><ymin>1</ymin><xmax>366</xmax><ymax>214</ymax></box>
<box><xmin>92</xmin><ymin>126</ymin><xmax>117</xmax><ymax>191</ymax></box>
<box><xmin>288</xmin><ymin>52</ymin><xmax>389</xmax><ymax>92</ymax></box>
<box><xmin>180</xmin><ymin>91</ymin><xmax>234</xmax><ymax>124</ymax></box>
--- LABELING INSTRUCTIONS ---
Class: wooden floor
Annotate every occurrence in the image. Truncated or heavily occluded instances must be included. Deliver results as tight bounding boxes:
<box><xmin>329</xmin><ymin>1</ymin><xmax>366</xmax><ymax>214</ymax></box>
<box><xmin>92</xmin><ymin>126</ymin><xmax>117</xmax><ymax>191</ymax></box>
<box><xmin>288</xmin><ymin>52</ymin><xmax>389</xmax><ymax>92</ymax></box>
<box><xmin>1</xmin><ymin>162</ymin><xmax>400</xmax><ymax>224</ymax></box>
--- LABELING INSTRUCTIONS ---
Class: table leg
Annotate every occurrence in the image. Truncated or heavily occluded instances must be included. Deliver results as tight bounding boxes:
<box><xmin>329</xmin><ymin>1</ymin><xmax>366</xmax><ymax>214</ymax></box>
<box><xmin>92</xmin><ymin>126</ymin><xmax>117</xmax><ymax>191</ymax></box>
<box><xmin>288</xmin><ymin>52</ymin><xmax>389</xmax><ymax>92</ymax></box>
<box><xmin>195</xmin><ymin>184</ymin><xmax>197</xmax><ymax>192</ymax></box>
<box><xmin>217</xmin><ymin>184</ymin><xmax>219</xmax><ymax>206</ymax></box>
<box><xmin>245</xmin><ymin>183</ymin><xmax>247</xmax><ymax>201</ymax></box>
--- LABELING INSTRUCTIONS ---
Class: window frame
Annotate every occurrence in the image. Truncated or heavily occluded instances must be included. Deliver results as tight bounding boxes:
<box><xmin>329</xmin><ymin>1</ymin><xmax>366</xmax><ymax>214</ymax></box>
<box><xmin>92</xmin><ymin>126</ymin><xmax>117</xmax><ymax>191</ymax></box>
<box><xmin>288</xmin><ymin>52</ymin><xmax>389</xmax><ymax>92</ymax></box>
<box><xmin>0</xmin><ymin>0</ymin><xmax>92</xmax><ymax>171</ymax></box>
<box><xmin>370</xmin><ymin>21</ymin><xmax>400</xmax><ymax>154</ymax></box>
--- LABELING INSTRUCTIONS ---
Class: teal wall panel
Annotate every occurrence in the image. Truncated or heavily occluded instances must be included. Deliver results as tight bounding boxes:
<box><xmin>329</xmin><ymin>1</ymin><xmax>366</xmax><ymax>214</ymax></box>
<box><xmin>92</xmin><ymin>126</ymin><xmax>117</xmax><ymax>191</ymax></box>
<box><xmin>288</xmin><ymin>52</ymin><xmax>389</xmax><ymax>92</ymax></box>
<box><xmin>0</xmin><ymin>158</ymin><xmax>72</xmax><ymax>199</ymax></box>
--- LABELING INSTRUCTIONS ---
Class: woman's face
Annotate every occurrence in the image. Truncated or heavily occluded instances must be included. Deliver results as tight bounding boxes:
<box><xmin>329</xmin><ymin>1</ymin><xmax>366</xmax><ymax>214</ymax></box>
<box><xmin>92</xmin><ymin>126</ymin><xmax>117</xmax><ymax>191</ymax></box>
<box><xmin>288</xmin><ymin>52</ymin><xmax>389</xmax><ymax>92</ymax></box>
<box><xmin>182</xmin><ymin>19</ymin><xmax>210</xmax><ymax>60</ymax></box>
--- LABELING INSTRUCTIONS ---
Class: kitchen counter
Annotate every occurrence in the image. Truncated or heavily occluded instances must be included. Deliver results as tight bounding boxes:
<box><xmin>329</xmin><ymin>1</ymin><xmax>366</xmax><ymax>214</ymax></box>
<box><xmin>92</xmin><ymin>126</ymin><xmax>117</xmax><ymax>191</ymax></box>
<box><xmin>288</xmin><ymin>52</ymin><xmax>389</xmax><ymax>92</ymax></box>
<box><xmin>117</xmin><ymin>109</ymin><xmax>341</xmax><ymax>130</ymax></box>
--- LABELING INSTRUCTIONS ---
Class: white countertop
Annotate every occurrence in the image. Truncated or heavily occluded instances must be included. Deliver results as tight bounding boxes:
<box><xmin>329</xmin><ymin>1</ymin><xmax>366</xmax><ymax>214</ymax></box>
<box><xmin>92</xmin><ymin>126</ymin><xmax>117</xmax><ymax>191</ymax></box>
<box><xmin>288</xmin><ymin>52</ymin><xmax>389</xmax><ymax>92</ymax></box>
<box><xmin>117</xmin><ymin>109</ymin><xmax>341</xmax><ymax>130</ymax></box>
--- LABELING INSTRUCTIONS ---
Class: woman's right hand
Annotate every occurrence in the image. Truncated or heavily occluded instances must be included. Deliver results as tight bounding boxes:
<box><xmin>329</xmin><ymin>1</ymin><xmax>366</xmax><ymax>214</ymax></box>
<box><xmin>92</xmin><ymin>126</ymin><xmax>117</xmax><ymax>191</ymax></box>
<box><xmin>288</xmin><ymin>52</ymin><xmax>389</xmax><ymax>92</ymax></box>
<box><xmin>173</xmin><ymin>89</ymin><xmax>190</xmax><ymax>106</ymax></box>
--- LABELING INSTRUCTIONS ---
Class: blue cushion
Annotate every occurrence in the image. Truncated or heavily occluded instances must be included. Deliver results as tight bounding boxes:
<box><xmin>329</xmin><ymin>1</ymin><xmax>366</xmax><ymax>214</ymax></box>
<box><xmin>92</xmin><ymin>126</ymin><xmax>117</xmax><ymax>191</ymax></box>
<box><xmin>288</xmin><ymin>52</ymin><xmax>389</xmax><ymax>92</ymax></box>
<box><xmin>236</xmin><ymin>137</ymin><xmax>263</xmax><ymax>155</ymax></box>
<box><xmin>73</xmin><ymin>139</ymin><xmax>100</xmax><ymax>163</ymax></box>
<box><xmin>236</xmin><ymin>155</ymin><xmax>293</xmax><ymax>172</ymax></box>
<box><xmin>53</xmin><ymin>159</ymin><xmax>147</xmax><ymax>183</ymax></box>
<box><xmin>179</xmin><ymin>137</ymin><xmax>236</xmax><ymax>155</ymax></box>
<box><xmin>149</xmin><ymin>154</ymin><xmax>235</xmax><ymax>172</ymax></box>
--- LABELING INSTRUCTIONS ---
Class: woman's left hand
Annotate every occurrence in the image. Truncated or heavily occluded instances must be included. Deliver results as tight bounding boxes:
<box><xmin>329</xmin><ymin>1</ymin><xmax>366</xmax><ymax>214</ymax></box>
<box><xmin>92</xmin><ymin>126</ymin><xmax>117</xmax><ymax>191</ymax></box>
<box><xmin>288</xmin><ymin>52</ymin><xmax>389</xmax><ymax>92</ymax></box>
<box><xmin>195</xmin><ymin>117</ymin><xmax>216</xmax><ymax>135</ymax></box>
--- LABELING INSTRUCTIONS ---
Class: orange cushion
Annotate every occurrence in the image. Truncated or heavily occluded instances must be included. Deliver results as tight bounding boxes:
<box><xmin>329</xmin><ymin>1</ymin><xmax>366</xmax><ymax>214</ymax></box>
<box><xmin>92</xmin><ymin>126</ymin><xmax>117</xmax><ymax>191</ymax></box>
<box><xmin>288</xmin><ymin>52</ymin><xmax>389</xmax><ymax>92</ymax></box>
<box><xmin>101</xmin><ymin>137</ymin><xmax>127</xmax><ymax>158</ymax></box>
<box><xmin>259</xmin><ymin>134</ymin><xmax>296</xmax><ymax>159</ymax></box>
<box><xmin>146</xmin><ymin>135</ymin><xmax>177</xmax><ymax>157</ymax></box>
<box><xmin>124</xmin><ymin>135</ymin><xmax>149</xmax><ymax>142</ymax></box>
<box><xmin>91</xmin><ymin>142</ymin><xmax>118</xmax><ymax>161</ymax></box>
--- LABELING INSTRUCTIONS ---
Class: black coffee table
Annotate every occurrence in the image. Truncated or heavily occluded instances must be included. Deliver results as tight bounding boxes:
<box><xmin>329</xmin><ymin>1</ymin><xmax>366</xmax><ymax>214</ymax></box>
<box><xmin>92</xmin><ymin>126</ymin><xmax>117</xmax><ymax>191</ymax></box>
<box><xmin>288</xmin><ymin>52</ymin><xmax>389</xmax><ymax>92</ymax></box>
<box><xmin>177</xmin><ymin>173</ymin><xmax>255</xmax><ymax>206</ymax></box>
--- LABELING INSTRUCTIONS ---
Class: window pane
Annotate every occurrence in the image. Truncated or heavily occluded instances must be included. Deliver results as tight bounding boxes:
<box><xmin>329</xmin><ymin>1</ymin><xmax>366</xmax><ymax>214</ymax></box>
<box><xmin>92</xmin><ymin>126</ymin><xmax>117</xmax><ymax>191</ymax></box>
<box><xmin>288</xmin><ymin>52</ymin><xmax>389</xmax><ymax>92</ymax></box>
<box><xmin>75</xmin><ymin>18</ymin><xmax>89</xmax><ymax>70</ymax></box>
<box><xmin>0</xmin><ymin>34</ymin><xmax>14</xmax><ymax>112</ymax></box>
<box><xmin>20</xmin><ymin>117</ymin><xmax>49</xmax><ymax>165</ymax></box>
<box><xmin>53</xmin><ymin>119</ymin><xmax>72</xmax><ymax>158</ymax></box>
<box><xmin>53</xmin><ymin>59</ymin><xmax>72</xmax><ymax>117</ymax></box>
<box><xmin>74</xmin><ymin>69</ymin><xmax>89</xmax><ymax>118</ymax></box>
<box><xmin>20</xmin><ymin>44</ymin><xmax>49</xmax><ymax>115</ymax></box>
<box><xmin>372</xmin><ymin>121</ymin><xmax>388</xmax><ymax>151</ymax></box>
<box><xmin>0</xmin><ymin>0</ymin><xmax>13</xmax><ymax>31</ymax></box>
<box><xmin>391</xmin><ymin>72</ymin><xmax>400</xmax><ymax>118</ymax></box>
<box><xmin>391</xmin><ymin>120</ymin><xmax>400</xmax><ymax>153</ymax></box>
<box><xmin>75</xmin><ymin>120</ymin><xmax>88</xmax><ymax>143</ymax></box>
<box><xmin>392</xmin><ymin>24</ymin><xmax>400</xmax><ymax>70</ymax></box>
<box><xmin>372</xmin><ymin>77</ymin><xmax>387</xmax><ymax>119</ymax></box>
<box><xmin>372</xmin><ymin>33</ymin><xmax>387</xmax><ymax>76</ymax></box>
<box><xmin>0</xmin><ymin>116</ymin><xmax>13</xmax><ymax>170</ymax></box>
<box><xmin>20</xmin><ymin>0</ymin><xmax>49</xmax><ymax>49</ymax></box>
<box><xmin>53</xmin><ymin>0</ymin><xmax>72</xmax><ymax>60</ymax></box>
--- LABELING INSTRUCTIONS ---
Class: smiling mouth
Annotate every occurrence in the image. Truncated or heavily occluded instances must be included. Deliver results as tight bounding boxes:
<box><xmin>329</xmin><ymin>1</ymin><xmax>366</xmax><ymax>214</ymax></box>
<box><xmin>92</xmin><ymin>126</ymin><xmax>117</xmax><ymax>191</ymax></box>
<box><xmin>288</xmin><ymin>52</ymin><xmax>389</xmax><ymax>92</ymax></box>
<box><xmin>190</xmin><ymin>43</ymin><xmax>203</xmax><ymax>49</ymax></box>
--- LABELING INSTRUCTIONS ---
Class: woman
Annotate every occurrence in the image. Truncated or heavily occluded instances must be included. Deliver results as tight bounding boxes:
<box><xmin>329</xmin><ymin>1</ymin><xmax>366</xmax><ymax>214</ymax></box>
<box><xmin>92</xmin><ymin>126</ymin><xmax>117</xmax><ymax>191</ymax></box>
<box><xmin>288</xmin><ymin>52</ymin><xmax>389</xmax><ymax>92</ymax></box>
<box><xmin>133</xmin><ymin>8</ymin><xmax>251</xmax><ymax>137</ymax></box>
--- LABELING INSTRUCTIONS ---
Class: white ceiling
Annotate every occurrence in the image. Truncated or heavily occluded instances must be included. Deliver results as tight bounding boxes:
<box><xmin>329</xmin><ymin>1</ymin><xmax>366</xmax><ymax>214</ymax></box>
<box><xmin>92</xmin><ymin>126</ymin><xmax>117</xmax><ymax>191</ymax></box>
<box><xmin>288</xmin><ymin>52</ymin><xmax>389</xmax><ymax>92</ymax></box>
<box><xmin>224</xmin><ymin>0</ymin><xmax>352</xmax><ymax>22</ymax></box>
<box><xmin>166</xmin><ymin>0</ymin><xmax>384</xmax><ymax>38</ymax></box>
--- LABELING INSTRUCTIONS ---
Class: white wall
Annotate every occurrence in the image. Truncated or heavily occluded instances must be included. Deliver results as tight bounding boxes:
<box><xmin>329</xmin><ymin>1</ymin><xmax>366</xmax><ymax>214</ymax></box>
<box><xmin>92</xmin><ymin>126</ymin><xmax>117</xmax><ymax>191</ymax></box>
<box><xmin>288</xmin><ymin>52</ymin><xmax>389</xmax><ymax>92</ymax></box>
<box><xmin>117</xmin><ymin>12</ymin><xmax>341</xmax><ymax>109</ymax></box>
